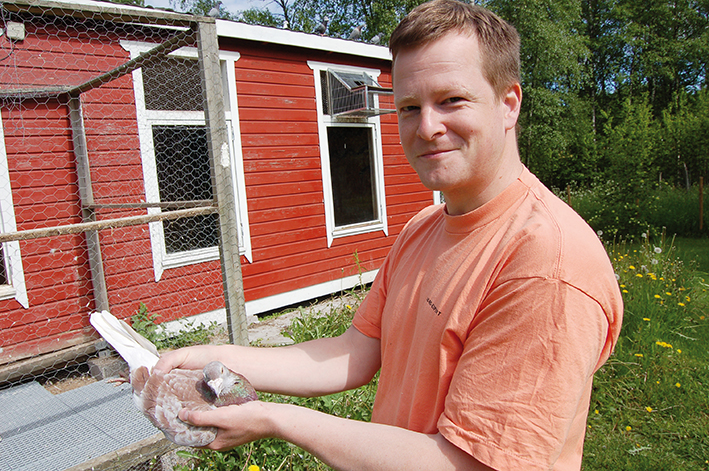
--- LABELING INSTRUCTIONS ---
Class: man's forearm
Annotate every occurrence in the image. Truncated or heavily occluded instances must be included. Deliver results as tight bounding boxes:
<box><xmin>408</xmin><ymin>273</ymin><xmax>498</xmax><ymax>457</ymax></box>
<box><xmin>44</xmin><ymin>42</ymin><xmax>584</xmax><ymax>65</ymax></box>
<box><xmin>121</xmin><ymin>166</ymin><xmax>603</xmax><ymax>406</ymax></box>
<box><xmin>263</xmin><ymin>402</ymin><xmax>494</xmax><ymax>471</ymax></box>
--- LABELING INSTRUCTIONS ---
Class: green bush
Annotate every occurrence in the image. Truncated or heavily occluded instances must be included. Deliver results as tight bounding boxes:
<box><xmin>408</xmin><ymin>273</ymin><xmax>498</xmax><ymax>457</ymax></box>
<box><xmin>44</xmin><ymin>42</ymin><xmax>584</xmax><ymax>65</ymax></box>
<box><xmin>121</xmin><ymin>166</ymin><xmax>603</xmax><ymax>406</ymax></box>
<box><xmin>563</xmin><ymin>181</ymin><xmax>709</xmax><ymax>239</ymax></box>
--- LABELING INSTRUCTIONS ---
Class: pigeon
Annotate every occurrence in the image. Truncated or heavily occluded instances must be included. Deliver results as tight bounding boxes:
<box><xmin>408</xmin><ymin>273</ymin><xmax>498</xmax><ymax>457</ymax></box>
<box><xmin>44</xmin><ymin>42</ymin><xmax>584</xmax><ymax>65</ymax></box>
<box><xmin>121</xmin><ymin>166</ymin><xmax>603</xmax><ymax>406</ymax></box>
<box><xmin>315</xmin><ymin>16</ymin><xmax>329</xmax><ymax>36</ymax></box>
<box><xmin>349</xmin><ymin>24</ymin><xmax>365</xmax><ymax>41</ymax></box>
<box><xmin>90</xmin><ymin>310</ymin><xmax>257</xmax><ymax>447</ymax></box>
<box><xmin>207</xmin><ymin>1</ymin><xmax>222</xmax><ymax>18</ymax></box>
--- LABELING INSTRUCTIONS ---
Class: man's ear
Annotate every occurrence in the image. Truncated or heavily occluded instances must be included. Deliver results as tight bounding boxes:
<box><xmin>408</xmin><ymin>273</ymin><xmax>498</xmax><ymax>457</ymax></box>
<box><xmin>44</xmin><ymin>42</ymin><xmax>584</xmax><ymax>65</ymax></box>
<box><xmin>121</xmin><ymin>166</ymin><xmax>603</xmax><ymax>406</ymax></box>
<box><xmin>502</xmin><ymin>83</ymin><xmax>522</xmax><ymax>131</ymax></box>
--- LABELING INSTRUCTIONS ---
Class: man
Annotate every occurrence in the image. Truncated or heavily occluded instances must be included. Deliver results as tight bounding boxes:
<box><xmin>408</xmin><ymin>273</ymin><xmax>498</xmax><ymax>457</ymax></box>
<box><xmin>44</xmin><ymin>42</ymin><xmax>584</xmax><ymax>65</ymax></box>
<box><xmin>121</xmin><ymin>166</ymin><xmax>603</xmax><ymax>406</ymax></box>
<box><xmin>154</xmin><ymin>1</ymin><xmax>623</xmax><ymax>469</ymax></box>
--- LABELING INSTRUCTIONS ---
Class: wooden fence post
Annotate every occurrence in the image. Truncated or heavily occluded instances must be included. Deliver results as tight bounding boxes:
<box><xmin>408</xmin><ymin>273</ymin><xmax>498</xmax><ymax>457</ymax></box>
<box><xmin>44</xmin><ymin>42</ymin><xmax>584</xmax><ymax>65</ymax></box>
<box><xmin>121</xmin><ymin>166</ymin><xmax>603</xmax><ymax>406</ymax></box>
<box><xmin>197</xmin><ymin>19</ymin><xmax>249</xmax><ymax>346</ymax></box>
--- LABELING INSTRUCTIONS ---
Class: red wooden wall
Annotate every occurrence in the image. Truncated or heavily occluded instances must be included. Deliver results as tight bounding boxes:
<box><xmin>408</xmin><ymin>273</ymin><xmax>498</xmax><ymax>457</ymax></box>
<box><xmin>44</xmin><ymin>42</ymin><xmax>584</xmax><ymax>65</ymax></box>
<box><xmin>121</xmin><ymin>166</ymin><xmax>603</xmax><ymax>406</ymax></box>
<box><xmin>0</xmin><ymin>18</ymin><xmax>432</xmax><ymax>367</ymax></box>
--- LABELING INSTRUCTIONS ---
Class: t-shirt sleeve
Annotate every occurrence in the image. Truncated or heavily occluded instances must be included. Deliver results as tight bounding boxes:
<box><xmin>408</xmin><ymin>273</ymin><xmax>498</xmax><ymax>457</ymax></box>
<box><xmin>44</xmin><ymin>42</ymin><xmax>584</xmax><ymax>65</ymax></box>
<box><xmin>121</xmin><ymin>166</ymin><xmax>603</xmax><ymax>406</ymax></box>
<box><xmin>437</xmin><ymin>277</ymin><xmax>610</xmax><ymax>470</ymax></box>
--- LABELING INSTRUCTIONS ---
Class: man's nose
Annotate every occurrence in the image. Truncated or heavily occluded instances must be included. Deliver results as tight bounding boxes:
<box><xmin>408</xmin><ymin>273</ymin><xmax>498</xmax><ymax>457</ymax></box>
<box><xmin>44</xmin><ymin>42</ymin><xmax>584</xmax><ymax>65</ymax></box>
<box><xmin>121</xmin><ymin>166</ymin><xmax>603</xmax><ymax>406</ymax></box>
<box><xmin>416</xmin><ymin>107</ymin><xmax>446</xmax><ymax>141</ymax></box>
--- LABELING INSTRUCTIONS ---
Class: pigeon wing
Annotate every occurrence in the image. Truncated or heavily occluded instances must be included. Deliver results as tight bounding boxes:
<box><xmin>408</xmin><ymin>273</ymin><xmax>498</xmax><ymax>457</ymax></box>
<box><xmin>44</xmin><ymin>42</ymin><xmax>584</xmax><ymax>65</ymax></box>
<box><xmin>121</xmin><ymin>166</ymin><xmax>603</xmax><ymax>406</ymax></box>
<box><xmin>140</xmin><ymin>368</ymin><xmax>219</xmax><ymax>447</ymax></box>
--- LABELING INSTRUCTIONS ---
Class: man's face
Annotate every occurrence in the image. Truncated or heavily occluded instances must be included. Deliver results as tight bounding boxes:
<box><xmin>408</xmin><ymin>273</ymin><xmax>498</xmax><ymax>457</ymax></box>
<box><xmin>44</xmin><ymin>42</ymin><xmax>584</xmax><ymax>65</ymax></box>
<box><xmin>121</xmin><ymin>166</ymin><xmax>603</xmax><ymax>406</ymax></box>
<box><xmin>393</xmin><ymin>31</ymin><xmax>521</xmax><ymax>214</ymax></box>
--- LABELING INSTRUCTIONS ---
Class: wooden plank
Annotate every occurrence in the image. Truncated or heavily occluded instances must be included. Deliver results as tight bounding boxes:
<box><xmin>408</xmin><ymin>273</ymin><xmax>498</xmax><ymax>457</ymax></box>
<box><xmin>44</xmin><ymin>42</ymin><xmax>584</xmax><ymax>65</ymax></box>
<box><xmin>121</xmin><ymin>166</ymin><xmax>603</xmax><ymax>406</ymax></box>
<box><xmin>0</xmin><ymin>206</ymin><xmax>218</xmax><ymax>243</ymax></box>
<box><xmin>63</xmin><ymin>432</ymin><xmax>177</xmax><ymax>471</ymax></box>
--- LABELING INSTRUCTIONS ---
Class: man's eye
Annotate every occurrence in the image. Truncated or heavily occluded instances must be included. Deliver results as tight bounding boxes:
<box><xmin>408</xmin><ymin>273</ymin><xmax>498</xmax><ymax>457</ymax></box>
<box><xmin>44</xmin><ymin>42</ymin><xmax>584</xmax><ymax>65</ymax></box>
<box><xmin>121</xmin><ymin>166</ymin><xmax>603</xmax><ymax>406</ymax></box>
<box><xmin>399</xmin><ymin>106</ymin><xmax>419</xmax><ymax>113</ymax></box>
<box><xmin>445</xmin><ymin>97</ymin><xmax>465</xmax><ymax>104</ymax></box>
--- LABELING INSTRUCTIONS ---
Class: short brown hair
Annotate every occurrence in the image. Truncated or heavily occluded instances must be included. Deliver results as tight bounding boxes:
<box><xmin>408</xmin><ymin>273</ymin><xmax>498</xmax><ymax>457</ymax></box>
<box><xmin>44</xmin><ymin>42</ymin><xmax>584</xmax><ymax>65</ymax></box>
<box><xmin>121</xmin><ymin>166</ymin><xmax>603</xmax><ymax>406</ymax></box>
<box><xmin>389</xmin><ymin>0</ymin><xmax>521</xmax><ymax>99</ymax></box>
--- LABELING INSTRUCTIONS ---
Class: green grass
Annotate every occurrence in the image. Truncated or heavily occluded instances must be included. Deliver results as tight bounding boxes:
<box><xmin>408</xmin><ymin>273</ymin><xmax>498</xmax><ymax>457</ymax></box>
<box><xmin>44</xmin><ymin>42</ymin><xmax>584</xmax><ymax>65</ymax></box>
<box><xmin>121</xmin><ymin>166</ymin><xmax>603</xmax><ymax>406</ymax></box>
<box><xmin>171</xmin><ymin>238</ymin><xmax>709</xmax><ymax>471</ymax></box>
<box><xmin>583</xmin><ymin>236</ymin><xmax>709</xmax><ymax>470</ymax></box>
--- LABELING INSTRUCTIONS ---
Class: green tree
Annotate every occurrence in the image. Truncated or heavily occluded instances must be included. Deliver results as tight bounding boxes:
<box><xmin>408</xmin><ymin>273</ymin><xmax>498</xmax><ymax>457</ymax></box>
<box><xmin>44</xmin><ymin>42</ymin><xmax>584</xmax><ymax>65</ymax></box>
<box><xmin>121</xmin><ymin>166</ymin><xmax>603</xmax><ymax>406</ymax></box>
<box><xmin>486</xmin><ymin>0</ymin><xmax>590</xmax><ymax>187</ymax></box>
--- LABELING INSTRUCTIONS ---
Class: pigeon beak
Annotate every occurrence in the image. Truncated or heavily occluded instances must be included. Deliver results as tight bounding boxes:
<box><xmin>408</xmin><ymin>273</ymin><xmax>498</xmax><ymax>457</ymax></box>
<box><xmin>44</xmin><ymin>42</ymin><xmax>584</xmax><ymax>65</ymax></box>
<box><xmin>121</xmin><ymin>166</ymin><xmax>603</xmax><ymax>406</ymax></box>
<box><xmin>207</xmin><ymin>377</ymin><xmax>224</xmax><ymax>396</ymax></box>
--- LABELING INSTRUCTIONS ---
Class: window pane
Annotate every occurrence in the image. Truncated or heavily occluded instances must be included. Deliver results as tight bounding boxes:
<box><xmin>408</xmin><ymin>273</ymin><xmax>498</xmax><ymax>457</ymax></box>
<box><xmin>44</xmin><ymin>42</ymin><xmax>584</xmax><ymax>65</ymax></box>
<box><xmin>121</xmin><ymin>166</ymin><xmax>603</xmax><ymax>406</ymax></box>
<box><xmin>143</xmin><ymin>57</ymin><xmax>204</xmax><ymax>111</ymax></box>
<box><xmin>327</xmin><ymin>126</ymin><xmax>377</xmax><ymax>227</ymax></box>
<box><xmin>0</xmin><ymin>244</ymin><xmax>7</xmax><ymax>286</ymax></box>
<box><xmin>153</xmin><ymin>125</ymin><xmax>218</xmax><ymax>253</ymax></box>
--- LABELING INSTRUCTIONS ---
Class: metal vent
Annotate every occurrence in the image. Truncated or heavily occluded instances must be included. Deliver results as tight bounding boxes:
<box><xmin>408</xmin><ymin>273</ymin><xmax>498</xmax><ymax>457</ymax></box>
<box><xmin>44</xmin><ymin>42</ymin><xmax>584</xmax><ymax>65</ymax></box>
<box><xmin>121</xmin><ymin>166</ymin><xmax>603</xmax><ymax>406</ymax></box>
<box><xmin>326</xmin><ymin>69</ymin><xmax>394</xmax><ymax>118</ymax></box>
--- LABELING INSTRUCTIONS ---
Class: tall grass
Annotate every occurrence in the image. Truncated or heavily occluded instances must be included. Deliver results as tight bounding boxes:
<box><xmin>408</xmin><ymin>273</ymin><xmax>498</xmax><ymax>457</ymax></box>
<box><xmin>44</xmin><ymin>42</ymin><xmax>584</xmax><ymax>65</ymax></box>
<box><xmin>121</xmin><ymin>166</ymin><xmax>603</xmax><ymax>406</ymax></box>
<box><xmin>583</xmin><ymin>235</ymin><xmax>709</xmax><ymax>469</ymax></box>
<box><xmin>563</xmin><ymin>181</ymin><xmax>709</xmax><ymax>239</ymax></box>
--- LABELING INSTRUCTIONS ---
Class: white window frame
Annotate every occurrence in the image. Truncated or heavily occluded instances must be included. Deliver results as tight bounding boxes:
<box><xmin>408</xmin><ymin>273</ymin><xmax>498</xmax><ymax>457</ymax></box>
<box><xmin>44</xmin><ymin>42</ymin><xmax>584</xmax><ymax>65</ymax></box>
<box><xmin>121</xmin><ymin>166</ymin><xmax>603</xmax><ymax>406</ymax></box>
<box><xmin>308</xmin><ymin>61</ymin><xmax>388</xmax><ymax>248</ymax></box>
<box><xmin>122</xmin><ymin>41</ymin><xmax>251</xmax><ymax>281</ymax></box>
<box><xmin>0</xmin><ymin>113</ymin><xmax>28</xmax><ymax>308</ymax></box>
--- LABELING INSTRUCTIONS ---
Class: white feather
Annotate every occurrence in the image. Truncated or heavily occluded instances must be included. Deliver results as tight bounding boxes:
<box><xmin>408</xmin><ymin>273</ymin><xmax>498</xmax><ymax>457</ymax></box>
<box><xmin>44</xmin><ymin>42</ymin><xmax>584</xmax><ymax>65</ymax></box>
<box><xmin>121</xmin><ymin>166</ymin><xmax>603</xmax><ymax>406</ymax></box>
<box><xmin>90</xmin><ymin>310</ymin><xmax>160</xmax><ymax>372</ymax></box>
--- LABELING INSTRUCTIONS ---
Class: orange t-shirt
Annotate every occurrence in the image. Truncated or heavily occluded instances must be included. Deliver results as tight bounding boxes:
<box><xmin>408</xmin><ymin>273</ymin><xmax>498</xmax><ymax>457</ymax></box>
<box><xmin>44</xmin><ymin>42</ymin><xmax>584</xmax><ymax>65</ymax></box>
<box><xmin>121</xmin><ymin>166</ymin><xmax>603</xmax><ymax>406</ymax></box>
<box><xmin>353</xmin><ymin>168</ymin><xmax>623</xmax><ymax>470</ymax></box>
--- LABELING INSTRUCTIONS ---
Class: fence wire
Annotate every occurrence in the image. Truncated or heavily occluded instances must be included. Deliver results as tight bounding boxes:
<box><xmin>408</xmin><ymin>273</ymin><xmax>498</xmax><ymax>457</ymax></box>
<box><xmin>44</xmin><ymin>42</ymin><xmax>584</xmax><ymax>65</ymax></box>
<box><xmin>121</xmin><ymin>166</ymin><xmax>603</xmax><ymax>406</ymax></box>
<box><xmin>0</xmin><ymin>2</ymin><xmax>245</xmax><ymax>469</ymax></box>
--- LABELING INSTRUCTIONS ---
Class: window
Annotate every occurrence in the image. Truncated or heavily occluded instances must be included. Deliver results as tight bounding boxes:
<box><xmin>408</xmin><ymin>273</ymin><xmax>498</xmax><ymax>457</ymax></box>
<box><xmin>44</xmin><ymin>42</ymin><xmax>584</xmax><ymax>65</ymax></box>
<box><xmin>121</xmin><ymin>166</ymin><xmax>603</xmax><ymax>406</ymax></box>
<box><xmin>123</xmin><ymin>42</ymin><xmax>251</xmax><ymax>281</ymax></box>
<box><xmin>0</xmin><ymin>114</ymin><xmax>28</xmax><ymax>308</ymax></box>
<box><xmin>309</xmin><ymin>61</ymin><xmax>389</xmax><ymax>247</ymax></box>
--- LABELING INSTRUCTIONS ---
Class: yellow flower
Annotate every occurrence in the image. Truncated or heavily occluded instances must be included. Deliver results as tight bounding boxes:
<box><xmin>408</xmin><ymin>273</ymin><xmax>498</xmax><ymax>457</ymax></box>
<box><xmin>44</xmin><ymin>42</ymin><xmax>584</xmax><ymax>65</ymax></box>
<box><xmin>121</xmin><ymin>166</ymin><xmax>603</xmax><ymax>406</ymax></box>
<box><xmin>629</xmin><ymin>265</ymin><xmax>636</xmax><ymax>270</ymax></box>
<box><xmin>677</xmin><ymin>349</ymin><xmax>682</xmax><ymax>354</ymax></box>
<box><xmin>643</xmin><ymin>318</ymin><xmax>650</xmax><ymax>321</ymax></box>
<box><xmin>675</xmin><ymin>382</ymin><xmax>681</xmax><ymax>388</ymax></box>
<box><xmin>665</xmin><ymin>291</ymin><xmax>672</xmax><ymax>296</ymax></box>
<box><xmin>636</xmin><ymin>274</ymin><xmax>643</xmax><ymax>278</ymax></box>
<box><xmin>620</xmin><ymin>284</ymin><xmax>626</xmax><ymax>288</ymax></box>
<box><xmin>248</xmin><ymin>465</ymin><xmax>260</xmax><ymax>471</ymax></box>
<box><xmin>626</xmin><ymin>425</ymin><xmax>632</xmax><ymax>431</ymax></box>
<box><xmin>656</xmin><ymin>341</ymin><xmax>673</xmax><ymax>349</ymax></box>
<box><xmin>346</xmin><ymin>304</ymin><xmax>352</xmax><ymax>310</ymax></box>
<box><xmin>594</xmin><ymin>409</ymin><xmax>599</xmax><ymax>414</ymax></box>
<box><xmin>622</xmin><ymin>289</ymin><xmax>629</xmax><ymax>294</ymax></box>
<box><xmin>654</xmin><ymin>294</ymin><xmax>662</xmax><ymax>299</ymax></box>
<box><xmin>645</xmin><ymin>406</ymin><xmax>653</xmax><ymax>413</ymax></box>
<box><xmin>634</xmin><ymin>353</ymin><xmax>644</xmax><ymax>357</ymax></box>
<box><xmin>678</xmin><ymin>302</ymin><xmax>685</xmax><ymax>307</ymax></box>
<box><xmin>701</xmin><ymin>316</ymin><xmax>706</xmax><ymax>320</ymax></box>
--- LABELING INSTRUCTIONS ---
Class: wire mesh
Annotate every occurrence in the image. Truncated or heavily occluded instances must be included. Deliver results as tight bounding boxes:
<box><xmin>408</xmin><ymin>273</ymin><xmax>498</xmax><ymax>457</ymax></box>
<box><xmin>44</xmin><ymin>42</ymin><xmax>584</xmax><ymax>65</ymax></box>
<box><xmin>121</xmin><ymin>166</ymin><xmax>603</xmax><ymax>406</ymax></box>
<box><xmin>0</xmin><ymin>2</ymin><xmax>240</xmax><ymax>469</ymax></box>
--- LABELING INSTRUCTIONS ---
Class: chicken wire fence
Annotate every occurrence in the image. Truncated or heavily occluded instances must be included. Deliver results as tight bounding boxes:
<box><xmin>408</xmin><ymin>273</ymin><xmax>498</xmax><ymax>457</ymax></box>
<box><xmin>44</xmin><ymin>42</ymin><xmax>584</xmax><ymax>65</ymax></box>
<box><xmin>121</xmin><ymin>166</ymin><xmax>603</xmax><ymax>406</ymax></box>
<box><xmin>0</xmin><ymin>1</ymin><xmax>247</xmax><ymax>469</ymax></box>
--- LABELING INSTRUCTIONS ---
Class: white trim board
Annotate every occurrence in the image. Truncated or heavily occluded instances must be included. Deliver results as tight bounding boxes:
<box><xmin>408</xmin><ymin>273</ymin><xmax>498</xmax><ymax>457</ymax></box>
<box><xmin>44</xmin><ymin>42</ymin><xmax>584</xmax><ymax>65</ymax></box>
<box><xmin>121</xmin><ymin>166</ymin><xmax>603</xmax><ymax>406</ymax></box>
<box><xmin>159</xmin><ymin>269</ymin><xmax>378</xmax><ymax>336</ymax></box>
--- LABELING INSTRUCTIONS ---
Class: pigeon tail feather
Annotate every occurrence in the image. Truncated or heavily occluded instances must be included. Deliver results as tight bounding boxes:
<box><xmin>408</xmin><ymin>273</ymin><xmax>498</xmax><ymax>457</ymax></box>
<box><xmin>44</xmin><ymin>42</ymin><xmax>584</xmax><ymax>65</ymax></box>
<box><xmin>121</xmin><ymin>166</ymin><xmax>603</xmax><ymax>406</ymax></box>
<box><xmin>90</xmin><ymin>310</ymin><xmax>160</xmax><ymax>372</ymax></box>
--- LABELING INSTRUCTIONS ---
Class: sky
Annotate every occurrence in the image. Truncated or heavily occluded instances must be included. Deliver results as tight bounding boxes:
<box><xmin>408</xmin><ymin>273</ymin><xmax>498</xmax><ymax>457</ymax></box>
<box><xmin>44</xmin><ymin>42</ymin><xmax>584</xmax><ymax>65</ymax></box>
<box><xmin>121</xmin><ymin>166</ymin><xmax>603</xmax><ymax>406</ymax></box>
<box><xmin>144</xmin><ymin>0</ymin><xmax>280</xmax><ymax>15</ymax></box>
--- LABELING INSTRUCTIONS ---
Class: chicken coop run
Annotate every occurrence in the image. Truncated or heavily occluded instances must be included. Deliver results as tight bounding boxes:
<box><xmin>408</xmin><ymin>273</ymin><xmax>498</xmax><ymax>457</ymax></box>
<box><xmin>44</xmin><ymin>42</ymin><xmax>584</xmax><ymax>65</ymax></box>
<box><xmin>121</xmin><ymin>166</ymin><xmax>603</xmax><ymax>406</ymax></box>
<box><xmin>0</xmin><ymin>1</ymin><xmax>246</xmax><ymax>469</ymax></box>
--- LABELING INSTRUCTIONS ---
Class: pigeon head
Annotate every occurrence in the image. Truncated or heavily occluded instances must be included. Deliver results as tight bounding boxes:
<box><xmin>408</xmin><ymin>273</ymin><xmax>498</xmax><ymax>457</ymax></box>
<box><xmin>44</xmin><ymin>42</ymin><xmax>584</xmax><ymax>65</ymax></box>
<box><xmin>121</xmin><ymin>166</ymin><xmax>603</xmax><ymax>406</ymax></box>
<box><xmin>203</xmin><ymin>361</ymin><xmax>231</xmax><ymax>396</ymax></box>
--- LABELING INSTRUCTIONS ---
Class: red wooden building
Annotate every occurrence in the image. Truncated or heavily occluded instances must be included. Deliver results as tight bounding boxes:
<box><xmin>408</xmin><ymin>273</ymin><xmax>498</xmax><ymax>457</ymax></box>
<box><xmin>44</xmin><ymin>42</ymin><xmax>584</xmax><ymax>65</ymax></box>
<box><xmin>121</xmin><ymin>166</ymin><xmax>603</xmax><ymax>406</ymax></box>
<box><xmin>0</xmin><ymin>0</ymin><xmax>434</xmax><ymax>373</ymax></box>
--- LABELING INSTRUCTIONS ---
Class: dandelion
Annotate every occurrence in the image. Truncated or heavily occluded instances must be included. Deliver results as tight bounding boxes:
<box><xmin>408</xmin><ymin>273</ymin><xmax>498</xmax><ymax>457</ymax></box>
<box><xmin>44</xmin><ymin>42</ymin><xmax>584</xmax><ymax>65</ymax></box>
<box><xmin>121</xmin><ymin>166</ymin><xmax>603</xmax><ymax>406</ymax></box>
<box><xmin>654</xmin><ymin>294</ymin><xmax>662</xmax><ymax>299</ymax></box>
<box><xmin>675</xmin><ymin>383</ymin><xmax>681</xmax><ymax>388</ymax></box>
<box><xmin>654</xmin><ymin>247</ymin><xmax>662</xmax><ymax>254</ymax></box>
<box><xmin>678</xmin><ymin>302</ymin><xmax>685</xmax><ymax>307</ymax></box>
<box><xmin>642</xmin><ymin>233</ymin><xmax>647</xmax><ymax>238</ymax></box>
<box><xmin>651</xmin><ymin>259</ymin><xmax>658</xmax><ymax>265</ymax></box>
<box><xmin>346</xmin><ymin>304</ymin><xmax>352</xmax><ymax>310</ymax></box>
<box><xmin>597</xmin><ymin>230</ymin><xmax>603</xmax><ymax>237</ymax></box>
<box><xmin>701</xmin><ymin>316</ymin><xmax>706</xmax><ymax>320</ymax></box>
<box><xmin>634</xmin><ymin>353</ymin><xmax>644</xmax><ymax>357</ymax></box>
<box><xmin>656</xmin><ymin>341</ymin><xmax>673</xmax><ymax>349</ymax></box>
<box><xmin>643</xmin><ymin>318</ymin><xmax>650</xmax><ymax>321</ymax></box>
<box><xmin>595</xmin><ymin>409</ymin><xmax>599</xmax><ymax>414</ymax></box>
<box><xmin>685</xmin><ymin>295</ymin><xmax>691</xmax><ymax>302</ymax></box>
<box><xmin>636</xmin><ymin>274</ymin><xmax>643</xmax><ymax>278</ymax></box>
<box><xmin>248</xmin><ymin>466</ymin><xmax>260</xmax><ymax>471</ymax></box>
<box><xmin>677</xmin><ymin>349</ymin><xmax>682</xmax><ymax>354</ymax></box>
<box><xmin>626</xmin><ymin>425</ymin><xmax>632</xmax><ymax>431</ymax></box>
<box><xmin>622</xmin><ymin>289</ymin><xmax>628</xmax><ymax>293</ymax></box>
<box><xmin>629</xmin><ymin>265</ymin><xmax>636</xmax><ymax>270</ymax></box>
<box><xmin>665</xmin><ymin>292</ymin><xmax>672</xmax><ymax>296</ymax></box>
<box><xmin>645</xmin><ymin>406</ymin><xmax>653</xmax><ymax>413</ymax></box>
